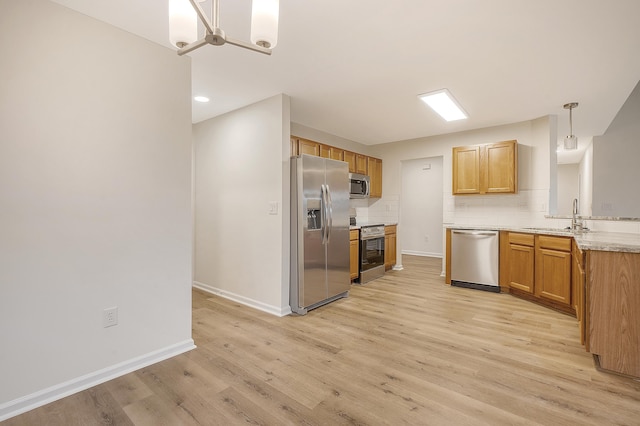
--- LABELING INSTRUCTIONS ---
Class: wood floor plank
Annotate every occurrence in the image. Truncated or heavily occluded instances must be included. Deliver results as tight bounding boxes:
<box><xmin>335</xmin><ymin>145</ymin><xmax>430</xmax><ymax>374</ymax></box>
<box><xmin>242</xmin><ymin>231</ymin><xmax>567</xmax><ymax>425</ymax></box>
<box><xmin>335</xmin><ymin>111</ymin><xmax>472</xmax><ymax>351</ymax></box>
<box><xmin>5</xmin><ymin>256</ymin><xmax>640</xmax><ymax>425</ymax></box>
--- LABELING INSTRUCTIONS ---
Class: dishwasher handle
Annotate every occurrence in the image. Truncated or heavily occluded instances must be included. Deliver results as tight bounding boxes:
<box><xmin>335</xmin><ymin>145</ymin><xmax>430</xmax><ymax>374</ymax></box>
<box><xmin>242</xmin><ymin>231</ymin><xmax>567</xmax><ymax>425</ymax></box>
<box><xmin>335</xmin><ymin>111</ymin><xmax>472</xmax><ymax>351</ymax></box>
<box><xmin>452</xmin><ymin>230</ymin><xmax>498</xmax><ymax>237</ymax></box>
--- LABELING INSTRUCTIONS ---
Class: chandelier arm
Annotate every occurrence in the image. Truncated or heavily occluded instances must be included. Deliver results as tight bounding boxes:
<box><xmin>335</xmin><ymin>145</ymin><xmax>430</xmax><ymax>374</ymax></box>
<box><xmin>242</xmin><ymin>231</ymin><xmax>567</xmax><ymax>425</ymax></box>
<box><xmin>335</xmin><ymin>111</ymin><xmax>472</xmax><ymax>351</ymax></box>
<box><xmin>188</xmin><ymin>0</ymin><xmax>215</xmax><ymax>34</ymax></box>
<box><xmin>177</xmin><ymin>37</ymin><xmax>209</xmax><ymax>56</ymax></box>
<box><xmin>225</xmin><ymin>36</ymin><xmax>272</xmax><ymax>55</ymax></box>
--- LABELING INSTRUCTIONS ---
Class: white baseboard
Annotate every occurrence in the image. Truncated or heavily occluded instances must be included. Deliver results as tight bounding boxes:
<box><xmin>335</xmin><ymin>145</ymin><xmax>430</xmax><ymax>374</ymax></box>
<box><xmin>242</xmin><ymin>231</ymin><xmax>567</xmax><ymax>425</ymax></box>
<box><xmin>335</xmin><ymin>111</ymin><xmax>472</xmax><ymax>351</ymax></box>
<box><xmin>0</xmin><ymin>339</ymin><xmax>196</xmax><ymax>422</ymax></box>
<box><xmin>193</xmin><ymin>281</ymin><xmax>292</xmax><ymax>317</ymax></box>
<box><xmin>402</xmin><ymin>250</ymin><xmax>443</xmax><ymax>258</ymax></box>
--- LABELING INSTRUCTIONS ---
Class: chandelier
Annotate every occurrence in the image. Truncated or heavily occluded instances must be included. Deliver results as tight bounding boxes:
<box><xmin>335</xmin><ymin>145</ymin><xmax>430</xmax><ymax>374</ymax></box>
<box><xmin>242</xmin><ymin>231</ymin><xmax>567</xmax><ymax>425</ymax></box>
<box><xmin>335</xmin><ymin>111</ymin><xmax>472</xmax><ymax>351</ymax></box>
<box><xmin>169</xmin><ymin>0</ymin><xmax>279</xmax><ymax>56</ymax></box>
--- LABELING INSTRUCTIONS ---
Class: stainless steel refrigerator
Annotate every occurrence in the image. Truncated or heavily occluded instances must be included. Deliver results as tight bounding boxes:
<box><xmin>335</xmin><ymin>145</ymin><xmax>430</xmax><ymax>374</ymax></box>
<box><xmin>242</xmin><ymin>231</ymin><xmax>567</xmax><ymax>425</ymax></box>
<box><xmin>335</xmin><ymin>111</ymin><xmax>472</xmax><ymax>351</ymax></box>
<box><xmin>290</xmin><ymin>154</ymin><xmax>350</xmax><ymax>315</ymax></box>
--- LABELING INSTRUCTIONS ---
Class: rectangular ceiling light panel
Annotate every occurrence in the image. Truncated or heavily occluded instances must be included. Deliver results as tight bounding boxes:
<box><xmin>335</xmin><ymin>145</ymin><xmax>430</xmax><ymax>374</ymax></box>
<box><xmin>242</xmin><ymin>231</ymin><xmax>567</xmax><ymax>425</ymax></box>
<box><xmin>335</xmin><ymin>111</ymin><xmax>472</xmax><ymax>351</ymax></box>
<box><xmin>418</xmin><ymin>89</ymin><xmax>468</xmax><ymax>121</ymax></box>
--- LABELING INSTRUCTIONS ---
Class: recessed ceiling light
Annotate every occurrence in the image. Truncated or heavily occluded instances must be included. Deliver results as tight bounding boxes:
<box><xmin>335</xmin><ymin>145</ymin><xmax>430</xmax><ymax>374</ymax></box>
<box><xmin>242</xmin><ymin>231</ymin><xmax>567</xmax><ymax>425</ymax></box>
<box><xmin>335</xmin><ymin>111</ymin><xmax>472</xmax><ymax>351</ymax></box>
<box><xmin>194</xmin><ymin>96</ymin><xmax>210</xmax><ymax>103</ymax></box>
<box><xmin>418</xmin><ymin>89</ymin><xmax>468</xmax><ymax>121</ymax></box>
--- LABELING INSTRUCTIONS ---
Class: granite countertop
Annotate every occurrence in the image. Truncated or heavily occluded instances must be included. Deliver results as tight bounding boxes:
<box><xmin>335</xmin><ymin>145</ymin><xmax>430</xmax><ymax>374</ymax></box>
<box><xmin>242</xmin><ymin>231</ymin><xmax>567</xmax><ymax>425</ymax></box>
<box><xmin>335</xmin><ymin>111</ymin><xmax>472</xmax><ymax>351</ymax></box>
<box><xmin>445</xmin><ymin>224</ymin><xmax>640</xmax><ymax>253</ymax></box>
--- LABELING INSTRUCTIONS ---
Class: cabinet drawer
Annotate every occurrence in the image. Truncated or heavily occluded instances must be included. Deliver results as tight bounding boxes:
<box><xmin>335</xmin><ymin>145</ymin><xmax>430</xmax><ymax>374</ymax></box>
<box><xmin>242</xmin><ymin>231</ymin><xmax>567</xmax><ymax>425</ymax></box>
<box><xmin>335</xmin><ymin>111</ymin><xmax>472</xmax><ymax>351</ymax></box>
<box><xmin>350</xmin><ymin>229</ymin><xmax>359</xmax><ymax>241</ymax></box>
<box><xmin>508</xmin><ymin>232</ymin><xmax>534</xmax><ymax>246</ymax></box>
<box><xmin>538</xmin><ymin>235</ymin><xmax>571</xmax><ymax>252</ymax></box>
<box><xmin>385</xmin><ymin>225</ymin><xmax>396</xmax><ymax>235</ymax></box>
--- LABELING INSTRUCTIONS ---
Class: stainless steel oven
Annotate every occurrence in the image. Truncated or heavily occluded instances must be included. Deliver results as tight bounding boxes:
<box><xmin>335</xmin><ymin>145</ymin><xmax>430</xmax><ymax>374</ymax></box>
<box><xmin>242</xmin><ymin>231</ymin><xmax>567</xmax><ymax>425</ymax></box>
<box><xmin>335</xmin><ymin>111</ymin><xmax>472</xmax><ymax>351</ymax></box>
<box><xmin>359</xmin><ymin>225</ymin><xmax>385</xmax><ymax>283</ymax></box>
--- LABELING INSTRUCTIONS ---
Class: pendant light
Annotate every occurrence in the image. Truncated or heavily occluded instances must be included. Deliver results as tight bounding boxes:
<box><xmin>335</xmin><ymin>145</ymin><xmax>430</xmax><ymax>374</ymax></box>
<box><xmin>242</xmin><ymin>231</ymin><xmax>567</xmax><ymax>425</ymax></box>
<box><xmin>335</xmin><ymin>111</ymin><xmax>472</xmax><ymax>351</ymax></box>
<box><xmin>169</xmin><ymin>0</ymin><xmax>198</xmax><ymax>48</ymax></box>
<box><xmin>168</xmin><ymin>0</ymin><xmax>280</xmax><ymax>56</ymax></box>
<box><xmin>563</xmin><ymin>102</ymin><xmax>579</xmax><ymax>150</ymax></box>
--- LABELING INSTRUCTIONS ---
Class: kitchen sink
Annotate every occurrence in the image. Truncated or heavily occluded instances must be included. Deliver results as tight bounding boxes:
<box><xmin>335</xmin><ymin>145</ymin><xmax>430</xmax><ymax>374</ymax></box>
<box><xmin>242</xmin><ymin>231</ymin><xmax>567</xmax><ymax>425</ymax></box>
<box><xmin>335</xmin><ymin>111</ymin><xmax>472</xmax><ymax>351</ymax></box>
<box><xmin>522</xmin><ymin>227</ymin><xmax>587</xmax><ymax>233</ymax></box>
<box><xmin>523</xmin><ymin>227</ymin><xmax>571</xmax><ymax>232</ymax></box>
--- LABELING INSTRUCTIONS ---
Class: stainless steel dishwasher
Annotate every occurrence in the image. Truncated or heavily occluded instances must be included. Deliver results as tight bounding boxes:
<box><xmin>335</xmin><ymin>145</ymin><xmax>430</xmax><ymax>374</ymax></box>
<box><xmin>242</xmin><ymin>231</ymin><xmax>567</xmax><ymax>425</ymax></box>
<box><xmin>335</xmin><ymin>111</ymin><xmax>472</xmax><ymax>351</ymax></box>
<box><xmin>450</xmin><ymin>229</ymin><xmax>500</xmax><ymax>293</ymax></box>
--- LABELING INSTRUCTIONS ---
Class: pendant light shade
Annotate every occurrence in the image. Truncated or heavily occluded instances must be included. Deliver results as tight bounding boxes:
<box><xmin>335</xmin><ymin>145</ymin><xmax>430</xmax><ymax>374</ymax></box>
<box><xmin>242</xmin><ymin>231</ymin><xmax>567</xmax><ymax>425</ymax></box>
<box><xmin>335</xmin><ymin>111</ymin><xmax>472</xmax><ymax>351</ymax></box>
<box><xmin>250</xmin><ymin>0</ymin><xmax>279</xmax><ymax>49</ymax></box>
<box><xmin>564</xmin><ymin>135</ymin><xmax>577</xmax><ymax>150</ymax></box>
<box><xmin>563</xmin><ymin>102</ymin><xmax>579</xmax><ymax>150</ymax></box>
<box><xmin>169</xmin><ymin>0</ymin><xmax>197</xmax><ymax>48</ymax></box>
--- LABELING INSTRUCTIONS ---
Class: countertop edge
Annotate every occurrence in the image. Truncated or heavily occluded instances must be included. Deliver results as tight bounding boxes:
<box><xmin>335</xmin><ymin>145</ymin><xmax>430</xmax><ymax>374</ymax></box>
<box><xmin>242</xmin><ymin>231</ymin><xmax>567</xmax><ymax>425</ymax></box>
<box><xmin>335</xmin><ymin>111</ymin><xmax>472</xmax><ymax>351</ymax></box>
<box><xmin>445</xmin><ymin>224</ymin><xmax>640</xmax><ymax>253</ymax></box>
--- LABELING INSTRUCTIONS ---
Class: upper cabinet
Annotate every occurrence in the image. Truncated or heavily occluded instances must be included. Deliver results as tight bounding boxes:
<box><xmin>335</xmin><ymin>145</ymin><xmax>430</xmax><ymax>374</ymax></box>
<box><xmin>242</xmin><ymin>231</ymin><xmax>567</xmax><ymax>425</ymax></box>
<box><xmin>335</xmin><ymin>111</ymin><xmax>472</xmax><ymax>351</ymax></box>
<box><xmin>319</xmin><ymin>144</ymin><xmax>331</xmax><ymax>159</ymax></box>
<box><xmin>343</xmin><ymin>151</ymin><xmax>357</xmax><ymax>173</ymax></box>
<box><xmin>368</xmin><ymin>157</ymin><xmax>382</xmax><ymax>198</ymax></box>
<box><xmin>452</xmin><ymin>140</ymin><xmax>517</xmax><ymax>195</ymax></box>
<box><xmin>291</xmin><ymin>135</ymin><xmax>383</xmax><ymax>198</ymax></box>
<box><xmin>452</xmin><ymin>145</ymin><xmax>481</xmax><ymax>194</ymax></box>
<box><xmin>355</xmin><ymin>154</ymin><xmax>368</xmax><ymax>175</ymax></box>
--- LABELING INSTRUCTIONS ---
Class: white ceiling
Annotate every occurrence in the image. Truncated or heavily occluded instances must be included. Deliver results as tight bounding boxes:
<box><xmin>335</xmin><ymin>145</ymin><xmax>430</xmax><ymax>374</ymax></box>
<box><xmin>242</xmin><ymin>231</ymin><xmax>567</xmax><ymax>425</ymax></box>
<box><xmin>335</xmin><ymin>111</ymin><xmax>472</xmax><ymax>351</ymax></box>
<box><xmin>52</xmin><ymin>0</ymin><xmax>640</xmax><ymax>151</ymax></box>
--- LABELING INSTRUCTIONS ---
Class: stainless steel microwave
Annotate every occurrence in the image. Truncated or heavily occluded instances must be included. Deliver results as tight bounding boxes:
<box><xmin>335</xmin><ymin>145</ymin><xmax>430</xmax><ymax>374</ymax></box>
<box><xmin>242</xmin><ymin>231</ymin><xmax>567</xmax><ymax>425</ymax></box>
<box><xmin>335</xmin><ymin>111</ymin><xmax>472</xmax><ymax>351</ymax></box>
<box><xmin>349</xmin><ymin>173</ymin><xmax>370</xmax><ymax>199</ymax></box>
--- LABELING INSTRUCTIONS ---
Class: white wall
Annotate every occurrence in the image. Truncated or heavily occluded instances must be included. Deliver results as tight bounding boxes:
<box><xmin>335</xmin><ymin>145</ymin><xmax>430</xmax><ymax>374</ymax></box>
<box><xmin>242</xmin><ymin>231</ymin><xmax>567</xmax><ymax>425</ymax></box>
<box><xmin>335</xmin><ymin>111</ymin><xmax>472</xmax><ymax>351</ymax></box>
<box><xmin>193</xmin><ymin>95</ymin><xmax>291</xmax><ymax>316</ymax></box>
<box><xmin>592</xmin><ymin>80</ymin><xmax>640</xmax><ymax>218</ymax></box>
<box><xmin>400</xmin><ymin>157</ymin><xmax>444</xmax><ymax>257</ymax></box>
<box><xmin>371</xmin><ymin>116</ymin><xmax>554</xmax><ymax>269</ymax></box>
<box><xmin>375</xmin><ymin>117</ymin><xmax>554</xmax><ymax>226</ymax></box>
<box><xmin>557</xmin><ymin>164</ymin><xmax>580</xmax><ymax>216</ymax></box>
<box><xmin>0</xmin><ymin>0</ymin><xmax>194</xmax><ymax>419</ymax></box>
<box><xmin>579</xmin><ymin>142</ymin><xmax>594</xmax><ymax>217</ymax></box>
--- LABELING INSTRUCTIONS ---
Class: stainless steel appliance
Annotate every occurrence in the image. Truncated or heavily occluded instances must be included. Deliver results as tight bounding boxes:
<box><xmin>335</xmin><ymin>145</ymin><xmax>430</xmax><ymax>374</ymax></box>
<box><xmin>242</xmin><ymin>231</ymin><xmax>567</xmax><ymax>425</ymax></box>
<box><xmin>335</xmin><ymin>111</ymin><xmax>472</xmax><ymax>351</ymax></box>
<box><xmin>349</xmin><ymin>172</ymin><xmax>370</xmax><ymax>199</ymax></box>
<box><xmin>450</xmin><ymin>229</ymin><xmax>500</xmax><ymax>293</ymax></box>
<box><xmin>359</xmin><ymin>224</ymin><xmax>385</xmax><ymax>283</ymax></box>
<box><xmin>290</xmin><ymin>155</ymin><xmax>350</xmax><ymax>314</ymax></box>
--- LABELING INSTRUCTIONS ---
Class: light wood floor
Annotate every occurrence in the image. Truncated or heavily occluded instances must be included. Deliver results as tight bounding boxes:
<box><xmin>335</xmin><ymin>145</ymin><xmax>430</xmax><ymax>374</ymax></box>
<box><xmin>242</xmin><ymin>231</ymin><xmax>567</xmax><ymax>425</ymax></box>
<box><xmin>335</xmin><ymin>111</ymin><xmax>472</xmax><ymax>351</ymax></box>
<box><xmin>5</xmin><ymin>256</ymin><xmax>640</xmax><ymax>425</ymax></box>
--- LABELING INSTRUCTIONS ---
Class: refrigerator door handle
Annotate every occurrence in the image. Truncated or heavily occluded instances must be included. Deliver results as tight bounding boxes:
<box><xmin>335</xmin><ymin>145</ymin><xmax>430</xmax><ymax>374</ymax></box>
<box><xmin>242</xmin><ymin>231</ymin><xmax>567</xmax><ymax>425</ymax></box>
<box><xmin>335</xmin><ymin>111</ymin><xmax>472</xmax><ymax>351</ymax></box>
<box><xmin>326</xmin><ymin>184</ymin><xmax>333</xmax><ymax>244</ymax></box>
<box><xmin>320</xmin><ymin>184</ymin><xmax>328</xmax><ymax>244</ymax></box>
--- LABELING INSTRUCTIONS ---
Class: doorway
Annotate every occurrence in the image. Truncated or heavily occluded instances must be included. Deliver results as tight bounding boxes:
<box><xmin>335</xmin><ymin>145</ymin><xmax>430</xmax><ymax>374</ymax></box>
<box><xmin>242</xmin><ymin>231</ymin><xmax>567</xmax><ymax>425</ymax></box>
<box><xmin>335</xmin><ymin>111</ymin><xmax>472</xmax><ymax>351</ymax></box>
<box><xmin>400</xmin><ymin>157</ymin><xmax>444</xmax><ymax>258</ymax></box>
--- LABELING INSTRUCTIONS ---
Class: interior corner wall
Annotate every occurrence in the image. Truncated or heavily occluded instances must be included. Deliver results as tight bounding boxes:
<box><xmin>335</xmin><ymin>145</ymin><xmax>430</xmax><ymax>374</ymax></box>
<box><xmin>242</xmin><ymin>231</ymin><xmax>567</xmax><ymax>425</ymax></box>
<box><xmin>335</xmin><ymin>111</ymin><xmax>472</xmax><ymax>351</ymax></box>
<box><xmin>193</xmin><ymin>94</ymin><xmax>290</xmax><ymax>316</ymax></box>
<box><xmin>579</xmin><ymin>142</ymin><xmax>594</xmax><ymax>216</ymax></box>
<box><xmin>0</xmin><ymin>0</ymin><xmax>194</xmax><ymax>418</ymax></box>
<box><xmin>592</xmin><ymin>80</ymin><xmax>640</xmax><ymax>217</ymax></box>
<box><xmin>374</xmin><ymin>116</ymin><xmax>553</xmax><ymax>227</ymax></box>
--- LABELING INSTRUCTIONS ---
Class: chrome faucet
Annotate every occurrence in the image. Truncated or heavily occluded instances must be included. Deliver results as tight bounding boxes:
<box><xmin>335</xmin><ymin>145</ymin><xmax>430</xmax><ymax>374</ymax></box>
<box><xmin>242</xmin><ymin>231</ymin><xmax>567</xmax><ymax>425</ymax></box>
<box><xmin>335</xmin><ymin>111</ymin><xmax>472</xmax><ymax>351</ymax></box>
<box><xmin>571</xmin><ymin>198</ymin><xmax>584</xmax><ymax>231</ymax></box>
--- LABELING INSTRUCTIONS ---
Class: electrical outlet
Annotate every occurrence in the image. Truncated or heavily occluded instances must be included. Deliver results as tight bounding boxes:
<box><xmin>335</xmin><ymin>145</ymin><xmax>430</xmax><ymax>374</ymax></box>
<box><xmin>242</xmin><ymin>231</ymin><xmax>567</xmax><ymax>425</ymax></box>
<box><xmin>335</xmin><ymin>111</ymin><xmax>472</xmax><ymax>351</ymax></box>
<box><xmin>424</xmin><ymin>235</ymin><xmax>429</xmax><ymax>242</ymax></box>
<box><xmin>103</xmin><ymin>307</ymin><xmax>118</xmax><ymax>328</ymax></box>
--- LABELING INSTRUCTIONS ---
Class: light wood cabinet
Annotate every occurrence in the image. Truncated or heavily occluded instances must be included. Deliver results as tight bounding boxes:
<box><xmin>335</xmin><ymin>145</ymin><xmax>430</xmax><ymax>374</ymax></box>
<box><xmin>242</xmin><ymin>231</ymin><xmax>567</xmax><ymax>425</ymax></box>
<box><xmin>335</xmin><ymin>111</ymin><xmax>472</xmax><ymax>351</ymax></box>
<box><xmin>384</xmin><ymin>225</ymin><xmax>397</xmax><ymax>271</ymax></box>
<box><xmin>452</xmin><ymin>145</ymin><xmax>481</xmax><ymax>194</ymax></box>
<box><xmin>343</xmin><ymin>151</ymin><xmax>357</xmax><ymax>173</ymax></box>
<box><xmin>297</xmin><ymin>138</ymin><xmax>320</xmax><ymax>156</ymax></box>
<box><xmin>355</xmin><ymin>154</ymin><xmax>367</xmax><ymax>175</ymax></box>
<box><xmin>291</xmin><ymin>137</ymin><xmax>298</xmax><ymax>156</ymax></box>
<box><xmin>330</xmin><ymin>147</ymin><xmax>344</xmax><ymax>161</ymax></box>
<box><xmin>452</xmin><ymin>140</ymin><xmax>517</xmax><ymax>195</ymax></box>
<box><xmin>588</xmin><ymin>250</ymin><xmax>640</xmax><ymax>378</ymax></box>
<box><xmin>368</xmin><ymin>157</ymin><xmax>382</xmax><ymax>198</ymax></box>
<box><xmin>504</xmin><ymin>232</ymin><xmax>574</xmax><ymax>315</ymax></box>
<box><xmin>572</xmin><ymin>240</ymin><xmax>586</xmax><ymax>347</ymax></box>
<box><xmin>508</xmin><ymin>233</ymin><xmax>535</xmax><ymax>293</ymax></box>
<box><xmin>482</xmin><ymin>140</ymin><xmax>517</xmax><ymax>193</ymax></box>
<box><xmin>319</xmin><ymin>144</ymin><xmax>331</xmax><ymax>158</ymax></box>
<box><xmin>535</xmin><ymin>235</ymin><xmax>572</xmax><ymax>306</ymax></box>
<box><xmin>350</xmin><ymin>229</ymin><xmax>359</xmax><ymax>281</ymax></box>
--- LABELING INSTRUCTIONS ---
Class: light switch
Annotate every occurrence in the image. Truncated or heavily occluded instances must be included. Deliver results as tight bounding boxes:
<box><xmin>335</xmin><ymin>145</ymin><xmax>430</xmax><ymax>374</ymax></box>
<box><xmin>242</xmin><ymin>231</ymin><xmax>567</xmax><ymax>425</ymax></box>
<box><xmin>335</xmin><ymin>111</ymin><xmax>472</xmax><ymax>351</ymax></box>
<box><xmin>268</xmin><ymin>201</ymin><xmax>278</xmax><ymax>215</ymax></box>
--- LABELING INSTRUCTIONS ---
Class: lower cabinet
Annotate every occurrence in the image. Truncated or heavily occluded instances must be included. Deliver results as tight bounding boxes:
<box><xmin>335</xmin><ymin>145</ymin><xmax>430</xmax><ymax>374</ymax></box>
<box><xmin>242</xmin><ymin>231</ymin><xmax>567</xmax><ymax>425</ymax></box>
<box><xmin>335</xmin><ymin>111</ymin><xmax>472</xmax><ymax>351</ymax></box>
<box><xmin>508</xmin><ymin>233</ymin><xmax>535</xmax><ymax>293</ymax></box>
<box><xmin>572</xmin><ymin>240</ymin><xmax>587</xmax><ymax>347</ymax></box>
<box><xmin>384</xmin><ymin>225</ymin><xmax>397</xmax><ymax>271</ymax></box>
<box><xmin>350</xmin><ymin>229</ymin><xmax>359</xmax><ymax>281</ymax></box>
<box><xmin>505</xmin><ymin>232</ymin><xmax>574</xmax><ymax>315</ymax></box>
<box><xmin>535</xmin><ymin>236</ymin><xmax>572</xmax><ymax>305</ymax></box>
